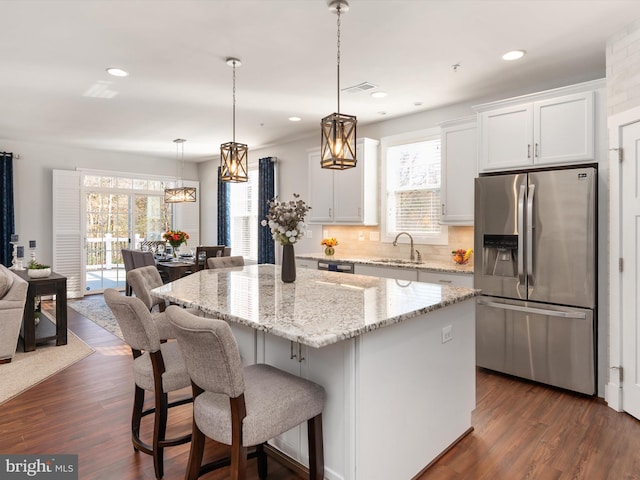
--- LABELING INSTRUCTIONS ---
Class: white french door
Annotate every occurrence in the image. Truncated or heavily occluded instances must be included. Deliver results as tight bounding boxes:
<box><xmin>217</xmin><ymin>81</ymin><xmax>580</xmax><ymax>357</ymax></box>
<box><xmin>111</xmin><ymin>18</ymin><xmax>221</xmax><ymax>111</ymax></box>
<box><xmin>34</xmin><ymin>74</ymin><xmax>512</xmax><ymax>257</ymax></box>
<box><xmin>620</xmin><ymin>119</ymin><xmax>640</xmax><ymax>420</ymax></box>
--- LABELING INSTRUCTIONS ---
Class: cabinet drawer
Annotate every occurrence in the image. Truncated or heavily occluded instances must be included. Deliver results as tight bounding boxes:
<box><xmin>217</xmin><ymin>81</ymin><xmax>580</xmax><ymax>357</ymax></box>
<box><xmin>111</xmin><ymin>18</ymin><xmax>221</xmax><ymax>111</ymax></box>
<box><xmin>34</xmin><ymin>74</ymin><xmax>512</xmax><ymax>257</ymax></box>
<box><xmin>417</xmin><ymin>271</ymin><xmax>474</xmax><ymax>288</ymax></box>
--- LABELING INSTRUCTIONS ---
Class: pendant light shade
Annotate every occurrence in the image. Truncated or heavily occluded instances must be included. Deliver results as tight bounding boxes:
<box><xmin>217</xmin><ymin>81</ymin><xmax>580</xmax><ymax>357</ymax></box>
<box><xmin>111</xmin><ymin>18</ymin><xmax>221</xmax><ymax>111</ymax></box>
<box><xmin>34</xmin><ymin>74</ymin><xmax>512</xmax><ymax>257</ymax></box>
<box><xmin>164</xmin><ymin>138</ymin><xmax>197</xmax><ymax>203</ymax></box>
<box><xmin>321</xmin><ymin>0</ymin><xmax>357</xmax><ymax>170</ymax></box>
<box><xmin>220</xmin><ymin>58</ymin><xmax>248</xmax><ymax>183</ymax></box>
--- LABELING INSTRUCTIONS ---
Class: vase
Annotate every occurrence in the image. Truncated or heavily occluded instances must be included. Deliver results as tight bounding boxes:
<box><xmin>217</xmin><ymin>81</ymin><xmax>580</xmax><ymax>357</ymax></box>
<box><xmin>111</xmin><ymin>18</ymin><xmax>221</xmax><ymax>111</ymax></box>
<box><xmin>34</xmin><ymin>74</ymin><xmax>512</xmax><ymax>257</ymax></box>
<box><xmin>281</xmin><ymin>244</ymin><xmax>296</xmax><ymax>283</ymax></box>
<box><xmin>324</xmin><ymin>246</ymin><xmax>335</xmax><ymax>256</ymax></box>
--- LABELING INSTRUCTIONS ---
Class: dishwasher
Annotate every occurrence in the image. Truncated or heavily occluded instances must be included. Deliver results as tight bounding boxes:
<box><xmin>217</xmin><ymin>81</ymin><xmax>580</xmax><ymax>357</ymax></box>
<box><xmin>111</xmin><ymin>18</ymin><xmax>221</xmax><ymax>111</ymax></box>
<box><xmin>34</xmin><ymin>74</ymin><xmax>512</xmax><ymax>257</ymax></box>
<box><xmin>317</xmin><ymin>260</ymin><xmax>355</xmax><ymax>274</ymax></box>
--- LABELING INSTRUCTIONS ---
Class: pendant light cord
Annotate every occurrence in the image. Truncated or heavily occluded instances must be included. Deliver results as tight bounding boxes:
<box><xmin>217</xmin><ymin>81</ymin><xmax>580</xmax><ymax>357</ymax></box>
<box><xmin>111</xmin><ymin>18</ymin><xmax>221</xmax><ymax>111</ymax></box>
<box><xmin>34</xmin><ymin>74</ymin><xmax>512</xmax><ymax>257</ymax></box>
<box><xmin>336</xmin><ymin>5</ymin><xmax>341</xmax><ymax>114</ymax></box>
<box><xmin>232</xmin><ymin>60</ymin><xmax>236</xmax><ymax>143</ymax></box>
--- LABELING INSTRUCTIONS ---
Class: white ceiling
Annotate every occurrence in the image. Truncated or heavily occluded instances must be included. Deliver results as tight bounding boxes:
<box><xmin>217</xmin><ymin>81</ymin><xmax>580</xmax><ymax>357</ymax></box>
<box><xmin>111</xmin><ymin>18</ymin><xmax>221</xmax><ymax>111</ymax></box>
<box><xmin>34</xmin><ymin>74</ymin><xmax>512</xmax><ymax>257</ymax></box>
<box><xmin>2</xmin><ymin>0</ymin><xmax>639</xmax><ymax>162</ymax></box>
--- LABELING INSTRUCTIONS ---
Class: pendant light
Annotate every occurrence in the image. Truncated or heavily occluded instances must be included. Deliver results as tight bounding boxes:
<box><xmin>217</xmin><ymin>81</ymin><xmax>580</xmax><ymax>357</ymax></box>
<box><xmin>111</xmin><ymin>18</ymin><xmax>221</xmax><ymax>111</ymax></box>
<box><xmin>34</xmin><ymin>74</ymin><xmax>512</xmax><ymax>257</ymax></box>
<box><xmin>321</xmin><ymin>0</ymin><xmax>357</xmax><ymax>170</ymax></box>
<box><xmin>220</xmin><ymin>57</ymin><xmax>248</xmax><ymax>183</ymax></box>
<box><xmin>164</xmin><ymin>138</ymin><xmax>197</xmax><ymax>203</ymax></box>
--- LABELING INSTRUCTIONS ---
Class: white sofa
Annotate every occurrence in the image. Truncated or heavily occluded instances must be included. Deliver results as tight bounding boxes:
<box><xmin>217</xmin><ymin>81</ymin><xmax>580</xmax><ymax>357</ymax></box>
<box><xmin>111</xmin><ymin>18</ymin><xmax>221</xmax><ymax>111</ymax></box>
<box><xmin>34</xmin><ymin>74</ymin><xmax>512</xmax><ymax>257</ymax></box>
<box><xmin>0</xmin><ymin>264</ymin><xmax>28</xmax><ymax>363</ymax></box>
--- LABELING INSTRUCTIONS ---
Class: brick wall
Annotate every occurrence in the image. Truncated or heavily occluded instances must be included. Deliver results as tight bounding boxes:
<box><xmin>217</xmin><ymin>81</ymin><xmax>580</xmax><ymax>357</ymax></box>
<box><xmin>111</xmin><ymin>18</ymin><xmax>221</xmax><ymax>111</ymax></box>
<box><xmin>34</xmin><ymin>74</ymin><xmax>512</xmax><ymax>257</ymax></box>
<box><xmin>607</xmin><ymin>18</ymin><xmax>640</xmax><ymax>116</ymax></box>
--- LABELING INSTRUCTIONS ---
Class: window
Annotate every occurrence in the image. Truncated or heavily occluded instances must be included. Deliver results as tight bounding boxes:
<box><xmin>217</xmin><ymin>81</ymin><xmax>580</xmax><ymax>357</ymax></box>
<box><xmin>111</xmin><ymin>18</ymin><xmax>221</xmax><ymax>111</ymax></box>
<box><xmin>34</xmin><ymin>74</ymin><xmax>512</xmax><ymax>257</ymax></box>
<box><xmin>229</xmin><ymin>167</ymin><xmax>258</xmax><ymax>262</ymax></box>
<box><xmin>381</xmin><ymin>129</ymin><xmax>448</xmax><ymax>245</ymax></box>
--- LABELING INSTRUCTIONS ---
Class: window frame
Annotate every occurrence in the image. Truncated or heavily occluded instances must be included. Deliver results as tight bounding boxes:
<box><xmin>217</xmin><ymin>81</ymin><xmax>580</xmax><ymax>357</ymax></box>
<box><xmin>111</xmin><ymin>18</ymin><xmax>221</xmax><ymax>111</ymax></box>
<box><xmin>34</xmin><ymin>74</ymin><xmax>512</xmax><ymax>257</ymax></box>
<box><xmin>380</xmin><ymin>128</ymin><xmax>448</xmax><ymax>246</ymax></box>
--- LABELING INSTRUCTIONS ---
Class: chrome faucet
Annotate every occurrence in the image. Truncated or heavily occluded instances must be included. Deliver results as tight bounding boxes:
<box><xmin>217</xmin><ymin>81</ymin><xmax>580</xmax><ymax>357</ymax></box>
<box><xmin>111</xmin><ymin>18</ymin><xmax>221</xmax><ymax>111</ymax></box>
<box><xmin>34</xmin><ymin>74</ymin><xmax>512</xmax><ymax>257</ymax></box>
<box><xmin>393</xmin><ymin>231</ymin><xmax>416</xmax><ymax>261</ymax></box>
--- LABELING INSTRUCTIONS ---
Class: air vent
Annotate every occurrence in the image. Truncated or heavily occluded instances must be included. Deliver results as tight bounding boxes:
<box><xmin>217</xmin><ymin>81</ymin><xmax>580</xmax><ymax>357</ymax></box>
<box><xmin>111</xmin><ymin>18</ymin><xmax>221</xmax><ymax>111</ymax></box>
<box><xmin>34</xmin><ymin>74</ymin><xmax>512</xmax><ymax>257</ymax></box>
<box><xmin>342</xmin><ymin>82</ymin><xmax>377</xmax><ymax>94</ymax></box>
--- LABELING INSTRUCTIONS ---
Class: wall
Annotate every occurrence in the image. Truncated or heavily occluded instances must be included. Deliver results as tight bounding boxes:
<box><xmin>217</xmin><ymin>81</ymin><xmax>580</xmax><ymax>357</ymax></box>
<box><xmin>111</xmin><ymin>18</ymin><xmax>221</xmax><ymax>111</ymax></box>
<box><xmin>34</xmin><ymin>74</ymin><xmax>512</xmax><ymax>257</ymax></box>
<box><xmin>607</xmin><ymin>18</ymin><xmax>640</xmax><ymax>116</ymax></box>
<box><xmin>0</xmin><ymin>139</ymin><xmax>199</xmax><ymax>267</ymax></box>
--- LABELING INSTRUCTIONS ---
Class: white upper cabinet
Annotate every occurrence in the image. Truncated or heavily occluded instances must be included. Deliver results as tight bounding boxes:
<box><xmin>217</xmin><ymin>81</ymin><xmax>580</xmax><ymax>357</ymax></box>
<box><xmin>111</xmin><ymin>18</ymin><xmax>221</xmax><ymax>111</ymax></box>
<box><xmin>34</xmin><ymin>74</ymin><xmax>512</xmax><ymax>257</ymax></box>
<box><xmin>476</xmin><ymin>81</ymin><xmax>600</xmax><ymax>172</ymax></box>
<box><xmin>440</xmin><ymin>116</ymin><xmax>477</xmax><ymax>225</ymax></box>
<box><xmin>308</xmin><ymin>137</ymin><xmax>379</xmax><ymax>225</ymax></box>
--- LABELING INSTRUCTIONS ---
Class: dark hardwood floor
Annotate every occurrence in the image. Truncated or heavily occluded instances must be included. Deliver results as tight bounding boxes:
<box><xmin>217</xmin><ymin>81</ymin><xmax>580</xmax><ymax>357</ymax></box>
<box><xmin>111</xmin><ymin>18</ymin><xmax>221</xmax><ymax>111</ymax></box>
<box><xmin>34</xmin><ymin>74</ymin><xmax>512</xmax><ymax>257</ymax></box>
<box><xmin>1</xmin><ymin>299</ymin><xmax>639</xmax><ymax>480</ymax></box>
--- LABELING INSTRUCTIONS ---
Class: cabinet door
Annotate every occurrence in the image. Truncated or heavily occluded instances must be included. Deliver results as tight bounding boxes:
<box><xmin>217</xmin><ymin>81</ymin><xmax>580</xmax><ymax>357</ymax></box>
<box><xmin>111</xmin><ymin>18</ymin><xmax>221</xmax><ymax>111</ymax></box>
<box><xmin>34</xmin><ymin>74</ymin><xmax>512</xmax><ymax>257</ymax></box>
<box><xmin>333</xmin><ymin>148</ymin><xmax>363</xmax><ymax>222</ymax></box>
<box><xmin>533</xmin><ymin>91</ymin><xmax>595</xmax><ymax>165</ymax></box>
<box><xmin>262</xmin><ymin>333</ymin><xmax>304</xmax><ymax>462</ymax></box>
<box><xmin>479</xmin><ymin>104</ymin><xmax>533</xmax><ymax>171</ymax></box>
<box><xmin>441</xmin><ymin>122</ymin><xmax>476</xmax><ymax>225</ymax></box>
<box><xmin>417</xmin><ymin>270</ymin><xmax>474</xmax><ymax>288</ymax></box>
<box><xmin>307</xmin><ymin>150</ymin><xmax>334</xmax><ymax>223</ymax></box>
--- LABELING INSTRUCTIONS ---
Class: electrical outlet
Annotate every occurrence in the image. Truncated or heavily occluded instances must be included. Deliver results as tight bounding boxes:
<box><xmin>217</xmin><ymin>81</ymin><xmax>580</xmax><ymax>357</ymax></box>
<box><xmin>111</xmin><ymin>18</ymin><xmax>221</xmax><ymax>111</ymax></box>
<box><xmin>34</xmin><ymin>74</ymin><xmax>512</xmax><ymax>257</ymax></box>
<box><xmin>306</xmin><ymin>229</ymin><xmax>312</xmax><ymax>238</ymax></box>
<box><xmin>358</xmin><ymin>231</ymin><xmax>365</xmax><ymax>241</ymax></box>
<box><xmin>323</xmin><ymin>229</ymin><xmax>329</xmax><ymax>239</ymax></box>
<box><xmin>442</xmin><ymin>325</ymin><xmax>453</xmax><ymax>343</ymax></box>
<box><xmin>370</xmin><ymin>231</ymin><xmax>380</xmax><ymax>241</ymax></box>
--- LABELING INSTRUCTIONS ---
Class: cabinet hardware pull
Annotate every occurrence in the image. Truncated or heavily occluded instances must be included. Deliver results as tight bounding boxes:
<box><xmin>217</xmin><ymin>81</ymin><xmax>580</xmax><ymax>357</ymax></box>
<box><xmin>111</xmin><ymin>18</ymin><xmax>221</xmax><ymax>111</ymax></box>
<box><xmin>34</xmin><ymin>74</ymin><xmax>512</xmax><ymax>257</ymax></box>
<box><xmin>441</xmin><ymin>204</ymin><xmax>445</xmax><ymax>216</ymax></box>
<box><xmin>298</xmin><ymin>343</ymin><xmax>305</xmax><ymax>363</ymax></box>
<box><xmin>527</xmin><ymin>144</ymin><xmax>531</xmax><ymax>158</ymax></box>
<box><xmin>290</xmin><ymin>341</ymin><xmax>296</xmax><ymax>360</ymax></box>
<box><xmin>439</xmin><ymin>279</ymin><xmax>453</xmax><ymax>284</ymax></box>
<box><xmin>329</xmin><ymin>208</ymin><xmax>332</xmax><ymax>218</ymax></box>
<box><xmin>535</xmin><ymin>143</ymin><xmax>539</xmax><ymax>157</ymax></box>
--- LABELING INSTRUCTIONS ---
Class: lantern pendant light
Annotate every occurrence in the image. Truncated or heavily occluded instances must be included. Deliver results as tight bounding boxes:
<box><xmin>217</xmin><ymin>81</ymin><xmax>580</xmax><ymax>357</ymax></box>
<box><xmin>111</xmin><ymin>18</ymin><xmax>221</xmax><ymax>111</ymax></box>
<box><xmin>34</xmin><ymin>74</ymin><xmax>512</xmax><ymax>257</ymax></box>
<box><xmin>220</xmin><ymin>57</ymin><xmax>249</xmax><ymax>183</ymax></box>
<box><xmin>321</xmin><ymin>0</ymin><xmax>357</xmax><ymax>170</ymax></box>
<box><xmin>164</xmin><ymin>138</ymin><xmax>197</xmax><ymax>203</ymax></box>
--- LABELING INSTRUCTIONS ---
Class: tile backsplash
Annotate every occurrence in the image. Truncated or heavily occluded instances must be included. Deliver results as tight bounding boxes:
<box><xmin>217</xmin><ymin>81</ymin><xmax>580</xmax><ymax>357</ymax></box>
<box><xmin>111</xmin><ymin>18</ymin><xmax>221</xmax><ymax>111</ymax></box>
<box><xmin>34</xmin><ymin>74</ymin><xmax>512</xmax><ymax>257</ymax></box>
<box><xmin>317</xmin><ymin>225</ymin><xmax>474</xmax><ymax>263</ymax></box>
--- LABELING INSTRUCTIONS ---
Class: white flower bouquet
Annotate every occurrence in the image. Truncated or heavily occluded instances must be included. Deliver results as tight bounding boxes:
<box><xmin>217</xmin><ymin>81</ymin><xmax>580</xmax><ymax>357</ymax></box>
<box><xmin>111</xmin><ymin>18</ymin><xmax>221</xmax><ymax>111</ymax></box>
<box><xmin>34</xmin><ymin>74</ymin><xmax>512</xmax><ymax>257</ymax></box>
<box><xmin>261</xmin><ymin>193</ymin><xmax>311</xmax><ymax>245</ymax></box>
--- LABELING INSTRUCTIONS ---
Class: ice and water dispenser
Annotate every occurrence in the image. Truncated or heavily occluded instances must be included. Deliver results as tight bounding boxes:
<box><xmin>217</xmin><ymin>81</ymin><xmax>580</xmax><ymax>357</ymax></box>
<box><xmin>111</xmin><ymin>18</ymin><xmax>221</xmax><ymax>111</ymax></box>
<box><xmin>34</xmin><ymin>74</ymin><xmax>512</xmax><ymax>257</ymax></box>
<box><xmin>482</xmin><ymin>234</ymin><xmax>518</xmax><ymax>278</ymax></box>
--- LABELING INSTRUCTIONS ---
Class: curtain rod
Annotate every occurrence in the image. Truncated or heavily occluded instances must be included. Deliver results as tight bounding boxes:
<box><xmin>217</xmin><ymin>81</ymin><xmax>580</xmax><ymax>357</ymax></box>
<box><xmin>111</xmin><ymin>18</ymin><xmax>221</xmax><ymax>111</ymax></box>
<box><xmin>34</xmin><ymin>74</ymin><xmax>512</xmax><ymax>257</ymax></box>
<box><xmin>0</xmin><ymin>152</ymin><xmax>20</xmax><ymax>159</ymax></box>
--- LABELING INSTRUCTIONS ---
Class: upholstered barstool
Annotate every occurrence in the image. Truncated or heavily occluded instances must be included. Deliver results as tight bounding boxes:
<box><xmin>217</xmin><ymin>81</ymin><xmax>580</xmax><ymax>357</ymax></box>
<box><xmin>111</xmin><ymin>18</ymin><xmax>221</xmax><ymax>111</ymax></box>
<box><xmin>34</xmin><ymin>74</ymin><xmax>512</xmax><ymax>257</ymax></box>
<box><xmin>104</xmin><ymin>289</ymin><xmax>192</xmax><ymax>479</ymax></box>
<box><xmin>166</xmin><ymin>306</ymin><xmax>325</xmax><ymax>480</ymax></box>
<box><xmin>127</xmin><ymin>266</ymin><xmax>176</xmax><ymax>340</ymax></box>
<box><xmin>206</xmin><ymin>255</ymin><xmax>244</xmax><ymax>269</ymax></box>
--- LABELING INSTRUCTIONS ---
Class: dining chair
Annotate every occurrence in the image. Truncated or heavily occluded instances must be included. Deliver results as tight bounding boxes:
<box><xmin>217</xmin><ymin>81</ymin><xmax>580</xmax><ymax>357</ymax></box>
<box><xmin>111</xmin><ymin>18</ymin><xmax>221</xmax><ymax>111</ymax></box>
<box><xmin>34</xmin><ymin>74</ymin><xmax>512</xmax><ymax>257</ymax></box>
<box><xmin>194</xmin><ymin>246</ymin><xmax>227</xmax><ymax>271</ymax></box>
<box><xmin>104</xmin><ymin>289</ymin><xmax>192</xmax><ymax>479</ymax></box>
<box><xmin>121</xmin><ymin>249</ymin><xmax>135</xmax><ymax>296</ymax></box>
<box><xmin>206</xmin><ymin>256</ymin><xmax>245</xmax><ymax>269</ymax></box>
<box><xmin>166</xmin><ymin>306</ymin><xmax>325</xmax><ymax>480</ymax></box>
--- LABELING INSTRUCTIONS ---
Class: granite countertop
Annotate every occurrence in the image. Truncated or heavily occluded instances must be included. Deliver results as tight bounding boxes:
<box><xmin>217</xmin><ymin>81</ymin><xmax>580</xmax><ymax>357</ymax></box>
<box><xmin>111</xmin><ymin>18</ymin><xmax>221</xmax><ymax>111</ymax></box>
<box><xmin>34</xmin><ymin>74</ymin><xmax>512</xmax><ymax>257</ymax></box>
<box><xmin>151</xmin><ymin>264</ymin><xmax>479</xmax><ymax>348</ymax></box>
<box><xmin>296</xmin><ymin>253</ymin><xmax>474</xmax><ymax>275</ymax></box>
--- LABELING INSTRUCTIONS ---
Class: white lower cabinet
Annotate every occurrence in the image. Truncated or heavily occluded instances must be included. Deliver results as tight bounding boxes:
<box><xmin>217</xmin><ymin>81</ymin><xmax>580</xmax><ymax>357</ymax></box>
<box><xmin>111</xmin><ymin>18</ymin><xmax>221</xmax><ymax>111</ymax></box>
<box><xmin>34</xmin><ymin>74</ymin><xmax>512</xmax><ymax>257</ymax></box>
<box><xmin>417</xmin><ymin>271</ymin><xmax>474</xmax><ymax>288</ymax></box>
<box><xmin>260</xmin><ymin>332</ymin><xmax>354</xmax><ymax>480</ymax></box>
<box><xmin>225</xmin><ymin>300</ymin><xmax>476</xmax><ymax>480</ymax></box>
<box><xmin>354</xmin><ymin>264</ymin><xmax>418</xmax><ymax>281</ymax></box>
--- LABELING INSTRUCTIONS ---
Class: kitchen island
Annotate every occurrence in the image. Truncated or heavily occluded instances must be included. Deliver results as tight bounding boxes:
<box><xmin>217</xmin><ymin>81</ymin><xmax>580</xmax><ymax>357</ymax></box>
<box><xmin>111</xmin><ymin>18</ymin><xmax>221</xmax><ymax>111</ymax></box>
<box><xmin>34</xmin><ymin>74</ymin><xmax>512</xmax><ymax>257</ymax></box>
<box><xmin>152</xmin><ymin>264</ymin><xmax>479</xmax><ymax>480</ymax></box>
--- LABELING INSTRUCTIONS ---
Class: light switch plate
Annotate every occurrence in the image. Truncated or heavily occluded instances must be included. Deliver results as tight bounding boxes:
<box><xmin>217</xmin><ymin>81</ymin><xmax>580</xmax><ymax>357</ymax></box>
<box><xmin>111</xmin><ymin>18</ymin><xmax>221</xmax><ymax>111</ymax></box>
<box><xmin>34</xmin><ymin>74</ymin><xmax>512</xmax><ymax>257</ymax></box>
<box><xmin>370</xmin><ymin>231</ymin><xmax>380</xmax><ymax>241</ymax></box>
<box><xmin>442</xmin><ymin>325</ymin><xmax>453</xmax><ymax>343</ymax></box>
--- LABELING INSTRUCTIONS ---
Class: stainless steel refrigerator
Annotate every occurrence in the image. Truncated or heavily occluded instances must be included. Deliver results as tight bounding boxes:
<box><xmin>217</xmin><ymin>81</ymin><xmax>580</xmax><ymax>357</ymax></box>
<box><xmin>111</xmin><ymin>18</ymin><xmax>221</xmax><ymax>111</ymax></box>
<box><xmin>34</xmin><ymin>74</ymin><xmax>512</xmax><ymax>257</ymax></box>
<box><xmin>474</xmin><ymin>166</ymin><xmax>597</xmax><ymax>395</ymax></box>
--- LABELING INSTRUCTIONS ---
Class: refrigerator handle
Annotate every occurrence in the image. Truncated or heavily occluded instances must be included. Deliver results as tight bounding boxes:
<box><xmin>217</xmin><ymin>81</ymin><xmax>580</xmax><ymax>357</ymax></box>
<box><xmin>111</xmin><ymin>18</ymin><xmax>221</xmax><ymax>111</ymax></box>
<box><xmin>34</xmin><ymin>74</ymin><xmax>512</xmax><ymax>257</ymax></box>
<box><xmin>526</xmin><ymin>183</ymin><xmax>536</xmax><ymax>287</ymax></box>
<box><xmin>517</xmin><ymin>183</ymin><xmax>526</xmax><ymax>284</ymax></box>
<box><xmin>477</xmin><ymin>299</ymin><xmax>587</xmax><ymax>319</ymax></box>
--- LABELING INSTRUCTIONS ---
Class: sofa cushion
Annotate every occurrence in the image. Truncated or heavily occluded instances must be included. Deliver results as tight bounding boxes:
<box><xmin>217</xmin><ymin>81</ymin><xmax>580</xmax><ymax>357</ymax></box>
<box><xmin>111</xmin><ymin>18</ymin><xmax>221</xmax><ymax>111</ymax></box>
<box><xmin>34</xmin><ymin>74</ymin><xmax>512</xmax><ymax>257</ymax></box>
<box><xmin>0</xmin><ymin>266</ymin><xmax>14</xmax><ymax>298</ymax></box>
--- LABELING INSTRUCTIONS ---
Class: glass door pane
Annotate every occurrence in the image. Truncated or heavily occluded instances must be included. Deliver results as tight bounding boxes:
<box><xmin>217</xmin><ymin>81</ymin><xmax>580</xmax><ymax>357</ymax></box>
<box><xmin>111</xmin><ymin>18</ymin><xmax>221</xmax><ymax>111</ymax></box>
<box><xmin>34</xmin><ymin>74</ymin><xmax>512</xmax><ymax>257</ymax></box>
<box><xmin>85</xmin><ymin>192</ymin><xmax>130</xmax><ymax>293</ymax></box>
<box><xmin>133</xmin><ymin>194</ymin><xmax>172</xmax><ymax>249</ymax></box>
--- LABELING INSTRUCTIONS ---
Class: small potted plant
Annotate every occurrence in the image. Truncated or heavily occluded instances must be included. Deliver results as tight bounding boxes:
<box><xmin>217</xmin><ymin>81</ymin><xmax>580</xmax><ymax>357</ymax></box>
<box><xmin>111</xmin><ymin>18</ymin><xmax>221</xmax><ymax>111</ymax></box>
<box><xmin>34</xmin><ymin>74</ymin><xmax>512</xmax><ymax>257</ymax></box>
<box><xmin>321</xmin><ymin>237</ymin><xmax>338</xmax><ymax>256</ymax></box>
<box><xmin>27</xmin><ymin>260</ymin><xmax>51</xmax><ymax>278</ymax></box>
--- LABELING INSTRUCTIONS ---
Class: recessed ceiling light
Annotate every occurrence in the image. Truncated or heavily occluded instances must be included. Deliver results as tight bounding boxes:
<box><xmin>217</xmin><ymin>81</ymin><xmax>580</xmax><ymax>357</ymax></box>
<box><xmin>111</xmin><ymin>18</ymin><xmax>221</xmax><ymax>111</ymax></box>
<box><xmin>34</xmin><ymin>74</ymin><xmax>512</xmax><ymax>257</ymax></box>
<box><xmin>413</xmin><ymin>102</ymin><xmax>423</xmax><ymax>107</ymax></box>
<box><xmin>377</xmin><ymin>111</ymin><xmax>387</xmax><ymax>115</ymax></box>
<box><xmin>371</xmin><ymin>91</ymin><xmax>388</xmax><ymax>98</ymax></box>
<box><xmin>502</xmin><ymin>50</ymin><xmax>526</xmax><ymax>61</ymax></box>
<box><xmin>106</xmin><ymin>67</ymin><xmax>129</xmax><ymax>77</ymax></box>
<box><xmin>288</xmin><ymin>116</ymin><xmax>302</xmax><ymax>122</ymax></box>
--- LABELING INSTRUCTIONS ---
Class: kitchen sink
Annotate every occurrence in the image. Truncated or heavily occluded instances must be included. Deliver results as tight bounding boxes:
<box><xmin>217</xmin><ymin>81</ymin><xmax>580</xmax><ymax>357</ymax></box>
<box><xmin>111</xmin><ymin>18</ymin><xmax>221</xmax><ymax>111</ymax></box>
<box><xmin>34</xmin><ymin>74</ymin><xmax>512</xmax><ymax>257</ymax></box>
<box><xmin>375</xmin><ymin>258</ymin><xmax>422</xmax><ymax>265</ymax></box>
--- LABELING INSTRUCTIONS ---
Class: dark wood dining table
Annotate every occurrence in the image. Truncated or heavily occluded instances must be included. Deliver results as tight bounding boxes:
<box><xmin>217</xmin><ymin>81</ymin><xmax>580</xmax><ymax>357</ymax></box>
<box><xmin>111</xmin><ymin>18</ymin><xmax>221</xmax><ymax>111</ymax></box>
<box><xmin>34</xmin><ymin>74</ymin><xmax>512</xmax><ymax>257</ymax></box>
<box><xmin>155</xmin><ymin>257</ymin><xmax>196</xmax><ymax>282</ymax></box>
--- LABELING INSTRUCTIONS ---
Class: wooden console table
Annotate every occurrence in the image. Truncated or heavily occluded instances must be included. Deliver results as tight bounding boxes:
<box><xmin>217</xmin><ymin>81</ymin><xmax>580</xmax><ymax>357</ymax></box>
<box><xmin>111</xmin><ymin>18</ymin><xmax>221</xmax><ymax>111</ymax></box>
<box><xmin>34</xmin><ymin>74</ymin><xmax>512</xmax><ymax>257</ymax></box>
<box><xmin>14</xmin><ymin>270</ymin><xmax>68</xmax><ymax>352</ymax></box>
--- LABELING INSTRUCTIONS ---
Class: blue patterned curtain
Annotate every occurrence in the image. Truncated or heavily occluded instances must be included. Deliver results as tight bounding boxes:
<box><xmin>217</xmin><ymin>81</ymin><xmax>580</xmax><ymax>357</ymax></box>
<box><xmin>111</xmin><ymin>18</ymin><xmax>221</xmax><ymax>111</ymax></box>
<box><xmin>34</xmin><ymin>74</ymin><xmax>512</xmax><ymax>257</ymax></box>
<box><xmin>217</xmin><ymin>166</ymin><xmax>231</xmax><ymax>246</ymax></box>
<box><xmin>0</xmin><ymin>152</ymin><xmax>15</xmax><ymax>267</ymax></box>
<box><xmin>258</xmin><ymin>157</ymin><xmax>275</xmax><ymax>264</ymax></box>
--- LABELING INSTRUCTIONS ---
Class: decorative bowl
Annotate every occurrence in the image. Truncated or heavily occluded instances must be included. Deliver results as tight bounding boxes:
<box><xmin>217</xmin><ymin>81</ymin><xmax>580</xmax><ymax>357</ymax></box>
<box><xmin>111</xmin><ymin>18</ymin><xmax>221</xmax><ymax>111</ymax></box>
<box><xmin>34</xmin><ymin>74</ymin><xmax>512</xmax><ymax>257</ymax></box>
<box><xmin>28</xmin><ymin>268</ymin><xmax>51</xmax><ymax>278</ymax></box>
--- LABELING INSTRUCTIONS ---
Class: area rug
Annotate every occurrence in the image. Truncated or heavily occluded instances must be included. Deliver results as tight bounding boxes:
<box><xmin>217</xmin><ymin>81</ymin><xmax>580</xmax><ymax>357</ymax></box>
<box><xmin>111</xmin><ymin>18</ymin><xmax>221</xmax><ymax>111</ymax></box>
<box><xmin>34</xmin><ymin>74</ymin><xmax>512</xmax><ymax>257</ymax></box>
<box><xmin>69</xmin><ymin>296</ymin><xmax>123</xmax><ymax>340</ymax></box>
<box><xmin>0</xmin><ymin>312</ymin><xmax>94</xmax><ymax>405</ymax></box>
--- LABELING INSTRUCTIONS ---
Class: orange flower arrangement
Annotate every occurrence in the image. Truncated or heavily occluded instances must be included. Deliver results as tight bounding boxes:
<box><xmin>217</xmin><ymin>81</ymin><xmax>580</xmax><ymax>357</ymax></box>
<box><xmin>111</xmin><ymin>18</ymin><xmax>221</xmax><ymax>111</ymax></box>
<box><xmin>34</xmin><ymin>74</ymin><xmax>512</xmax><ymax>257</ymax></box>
<box><xmin>320</xmin><ymin>237</ymin><xmax>338</xmax><ymax>247</ymax></box>
<box><xmin>162</xmin><ymin>230</ymin><xmax>189</xmax><ymax>249</ymax></box>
